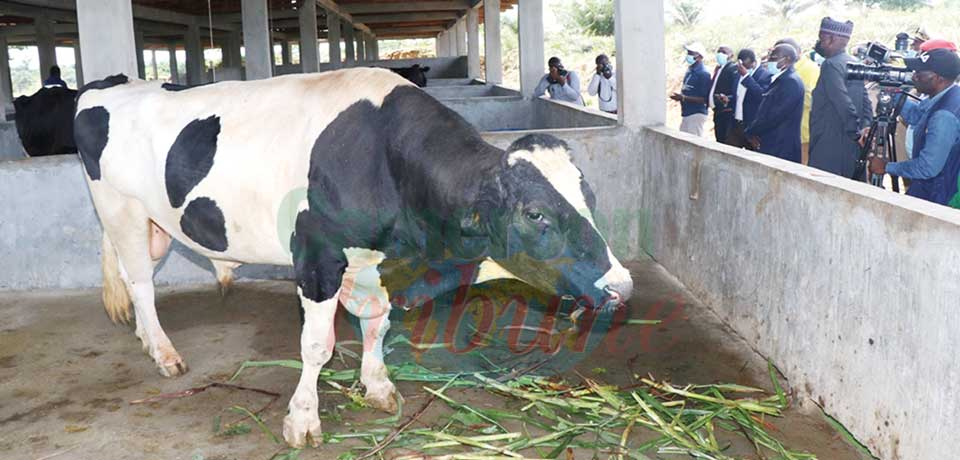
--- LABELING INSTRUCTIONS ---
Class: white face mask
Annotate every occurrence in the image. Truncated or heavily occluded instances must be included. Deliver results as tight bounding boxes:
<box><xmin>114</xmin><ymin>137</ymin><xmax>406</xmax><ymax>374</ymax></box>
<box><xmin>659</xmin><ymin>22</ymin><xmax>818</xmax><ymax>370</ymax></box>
<box><xmin>716</xmin><ymin>53</ymin><xmax>729</xmax><ymax>66</ymax></box>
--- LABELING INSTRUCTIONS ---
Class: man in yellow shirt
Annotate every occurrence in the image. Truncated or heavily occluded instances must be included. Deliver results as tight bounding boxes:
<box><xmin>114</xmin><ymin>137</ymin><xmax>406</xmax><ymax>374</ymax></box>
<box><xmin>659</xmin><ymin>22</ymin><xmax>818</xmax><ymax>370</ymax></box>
<box><xmin>777</xmin><ymin>38</ymin><xmax>820</xmax><ymax>165</ymax></box>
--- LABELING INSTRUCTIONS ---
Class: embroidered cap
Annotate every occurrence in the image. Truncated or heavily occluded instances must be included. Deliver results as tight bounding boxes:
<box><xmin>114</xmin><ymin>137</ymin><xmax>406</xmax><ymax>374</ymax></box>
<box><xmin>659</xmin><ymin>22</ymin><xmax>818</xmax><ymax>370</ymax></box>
<box><xmin>819</xmin><ymin>17</ymin><xmax>854</xmax><ymax>38</ymax></box>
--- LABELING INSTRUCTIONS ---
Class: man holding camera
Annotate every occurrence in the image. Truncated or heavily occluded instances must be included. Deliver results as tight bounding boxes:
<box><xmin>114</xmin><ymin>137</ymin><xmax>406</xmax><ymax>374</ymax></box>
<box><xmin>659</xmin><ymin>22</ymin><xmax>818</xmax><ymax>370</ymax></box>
<box><xmin>588</xmin><ymin>54</ymin><xmax>617</xmax><ymax>114</ymax></box>
<box><xmin>809</xmin><ymin>17</ymin><xmax>873</xmax><ymax>178</ymax></box>
<box><xmin>534</xmin><ymin>57</ymin><xmax>584</xmax><ymax>106</ymax></box>
<box><xmin>671</xmin><ymin>42</ymin><xmax>712</xmax><ymax>136</ymax></box>
<box><xmin>868</xmin><ymin>49</ymin><xmax>960</xmax><ymax>206</ymax></box>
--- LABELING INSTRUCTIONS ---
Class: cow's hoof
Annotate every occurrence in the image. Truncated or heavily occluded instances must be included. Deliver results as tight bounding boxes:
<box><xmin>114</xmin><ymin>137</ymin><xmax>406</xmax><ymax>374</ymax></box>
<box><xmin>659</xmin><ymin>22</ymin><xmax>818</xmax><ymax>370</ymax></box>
<box><xmin>283</xmin><ymin>413</ymin><xmax>322</xmax><ymax>448</ymax></box>
<box><xmin>365</xmin><ymin>385</ymin><xmax>402</xmax><ymax>413</ymax></box>
<box><xmin>158</xmin><ymin>358</ymin><xmax>188</xmax><ymax>378</ymax></box>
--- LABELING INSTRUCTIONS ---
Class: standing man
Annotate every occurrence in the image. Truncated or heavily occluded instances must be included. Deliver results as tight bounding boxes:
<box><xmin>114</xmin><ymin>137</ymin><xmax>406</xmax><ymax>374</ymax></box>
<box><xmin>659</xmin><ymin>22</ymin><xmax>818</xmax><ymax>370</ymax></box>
<box><xmin>777</xmin><ymin>38</ymin><xmax>820</xmax><ymax>164</ymax></box>
<box><xmin>671</xmin><ymin>42</ymin><xmax>712</xmax><ymax>136</ymax></box>
<box><xmin>869</xmin><ymin>49</ymin><xmax>960</xmax><ymax>206</ymax></box>
<box><xmin>710</xmin><ymin>45</ymin><xmax>739</xmax><ymax>143</ymax></box>
<box><xmin>588</xmin><ymin>54</ymin><xmax>617</xmax><ymax>114</ymax></box>
<box><xmin>534</xmin><ymin>57</ymin><xmax>584</xmax><ymax>105</ymax></box>
<box><xmin>744</xmin><ymin>44</ymin><xmax>806</xmax><ymax>163</ymax></box>
<box><xmin>721</xmin><ymin>49</ymin><xmax>771</xmax><ymax>148</ymax></box>
<box><xmin>809</xmin><ymin>17</ymin><xmax>872</xmax><ymax>178</ymax></box>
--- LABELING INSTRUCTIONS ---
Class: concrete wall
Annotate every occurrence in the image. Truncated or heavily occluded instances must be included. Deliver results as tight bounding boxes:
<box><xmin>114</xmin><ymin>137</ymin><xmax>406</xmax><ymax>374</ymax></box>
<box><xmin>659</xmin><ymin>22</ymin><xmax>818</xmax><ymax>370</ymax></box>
<box><xmin>0</xmin><ymin>122</ymin><xmax>26</xmax><ymax>161</ymax></box>
<box><xmin>423</xmin><ymin>84</ymin><xmax>517</xmax><ymax>99</ymax></box>
<box><xmin>314</xmin><ymin>56</ymin><xmax>468</xmax><ymax>79</ymax></box>
<box><xmin>635</xmin><ymin>126</ymin><xmax>960</xmax><ymax>460</ymax></box>
<box><xmin>0</xmin><ymin>155</ymin><xmax>291</xmax><ymax>291</ymax></box>
<box><xmin>441</xmin><ymin>97</ymin><xmax>617</xmax><ymax>132</ymax></box>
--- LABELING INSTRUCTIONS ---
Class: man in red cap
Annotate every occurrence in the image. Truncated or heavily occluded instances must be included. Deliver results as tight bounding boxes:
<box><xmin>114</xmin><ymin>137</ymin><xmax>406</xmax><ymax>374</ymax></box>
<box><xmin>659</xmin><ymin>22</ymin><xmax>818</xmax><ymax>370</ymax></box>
<box><xmin>870</xmin><ymin>49</ymin><xmax>960</xmax><ymax>206</ymax></box>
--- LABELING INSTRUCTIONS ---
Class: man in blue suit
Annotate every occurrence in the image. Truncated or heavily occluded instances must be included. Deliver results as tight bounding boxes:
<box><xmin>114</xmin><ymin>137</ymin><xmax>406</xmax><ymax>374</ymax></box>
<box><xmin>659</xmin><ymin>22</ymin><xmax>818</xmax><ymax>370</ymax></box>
<box><xmin>721</xmin><ymin>49</ymin><xmax>771</xmax><ymax>149</ymax></box>
<box><xmin>745</xmin><ymin>44</ymin><xmax>806</xmax><ymax>163</ymax></box>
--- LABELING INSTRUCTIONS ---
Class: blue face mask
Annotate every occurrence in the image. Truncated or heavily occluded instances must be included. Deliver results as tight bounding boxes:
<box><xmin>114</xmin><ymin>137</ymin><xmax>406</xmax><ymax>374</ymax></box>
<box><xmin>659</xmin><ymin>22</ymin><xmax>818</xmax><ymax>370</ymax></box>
<box><xmin>685</xmin><ymin>55</ymin><xmax>696</xmax><ymax>65</ymax></box>
<box><xmin>766</xmin><ymin>61</ymin><xmax>780</xmax><ymax>75</ymax></box>
<box><xmin>716</xmin><ymin>53</ymin><xmax>729</xmax><ymax>66</ymax></box>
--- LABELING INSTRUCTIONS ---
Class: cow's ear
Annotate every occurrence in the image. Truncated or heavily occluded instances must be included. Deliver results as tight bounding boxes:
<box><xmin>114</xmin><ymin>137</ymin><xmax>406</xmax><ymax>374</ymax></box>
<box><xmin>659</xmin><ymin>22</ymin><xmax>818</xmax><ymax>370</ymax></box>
<box><xmin>422</xmin><ymin>66</ymin><xmax>431</xmax><ymax>73</ymax></box>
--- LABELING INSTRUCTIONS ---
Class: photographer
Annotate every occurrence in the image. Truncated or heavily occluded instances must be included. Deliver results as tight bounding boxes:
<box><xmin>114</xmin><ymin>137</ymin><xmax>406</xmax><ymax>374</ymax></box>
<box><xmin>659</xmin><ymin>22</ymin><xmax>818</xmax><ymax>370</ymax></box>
<box><xmin>868</xmin><ymin>49</ymin><xmax>960</xmax><ymax>206</ymax></box>
<box><xmin>588</xmin><ymin>54</ymin><xmax>617</xmax><ymax>114</ymax></box>
<box><xmin>534</xmin><ymin>57</ymin><xmax>584</xmax><ymax>106</ymax></box>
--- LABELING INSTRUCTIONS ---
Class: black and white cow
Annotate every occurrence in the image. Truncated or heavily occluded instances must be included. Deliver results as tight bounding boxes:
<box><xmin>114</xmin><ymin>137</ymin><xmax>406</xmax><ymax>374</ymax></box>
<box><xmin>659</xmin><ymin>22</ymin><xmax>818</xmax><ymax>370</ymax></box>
<box><xmin>14</xmin><ymin>86</ymin><xmax>78</xmax><ymax>156</ymax></box>
<box><xmin>389</xmin><ymin>64</ymin><xmax>430</xmax><ymax>87</ymax></box>
<box><xmin>74</xmin><ymin>68</ymin><xmax>632</xmax><ymax>448</ymax></box>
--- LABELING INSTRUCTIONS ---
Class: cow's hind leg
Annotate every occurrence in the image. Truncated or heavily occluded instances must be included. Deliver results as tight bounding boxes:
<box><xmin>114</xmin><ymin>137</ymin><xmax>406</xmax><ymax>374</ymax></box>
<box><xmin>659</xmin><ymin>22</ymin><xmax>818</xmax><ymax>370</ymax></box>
<box><xmin>92</xmin><ymin>183</ymin><xmax>186</xmax><ymax>377</ymax></box>
<box><xmin>339</xmin><ymin>249</ymin><xmax>400</xmax><ymax>413</ymax></box>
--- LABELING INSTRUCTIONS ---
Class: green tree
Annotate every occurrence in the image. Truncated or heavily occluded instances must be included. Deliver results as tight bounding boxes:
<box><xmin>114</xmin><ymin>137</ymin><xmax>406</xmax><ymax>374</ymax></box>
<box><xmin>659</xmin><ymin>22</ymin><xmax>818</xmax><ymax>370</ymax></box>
<box><xmin>762</xmin><ymin>0</ymin><xmax>817</xmax><ymax>18</ymax></box>
<box><xmin>847</xmin><ymin>0</ymin><xmax>928</xmax><ymax>10</ymax></box>
<box><xmin>670</xmin><ymin>0</ymin><xmax>703</xmax><ymax>27</ymax></box>
<box><xmin>558</xmin><ymin>0</ymin><xmax>614</xmax><ymax>36</ymax></box>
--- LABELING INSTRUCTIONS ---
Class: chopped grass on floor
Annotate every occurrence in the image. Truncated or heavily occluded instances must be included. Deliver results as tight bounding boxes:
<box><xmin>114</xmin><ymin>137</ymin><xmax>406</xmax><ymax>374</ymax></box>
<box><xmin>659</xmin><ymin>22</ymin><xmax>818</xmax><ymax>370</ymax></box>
<box><xmin>230</xmin><ymin>359</ymin><xmax>823</xmax><ymax>459</ymax></box>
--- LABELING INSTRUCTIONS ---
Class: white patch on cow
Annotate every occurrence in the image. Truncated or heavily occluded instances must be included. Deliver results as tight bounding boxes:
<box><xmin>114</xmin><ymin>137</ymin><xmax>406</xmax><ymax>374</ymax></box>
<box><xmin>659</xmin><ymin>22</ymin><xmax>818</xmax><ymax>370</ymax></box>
<box><xmin>476</xmin><ymin>258</ymin><xmax>520</xmax><ymax>284</ymax></box>
<box><xmin>507</xmin><ymin>147</ymin><xmax>595</xmax><ymax>224</ymax></box>
<box><xmin>285</xmin><ymin>287</ymin><xmax>338</xmax><ymax>447</ymax></box>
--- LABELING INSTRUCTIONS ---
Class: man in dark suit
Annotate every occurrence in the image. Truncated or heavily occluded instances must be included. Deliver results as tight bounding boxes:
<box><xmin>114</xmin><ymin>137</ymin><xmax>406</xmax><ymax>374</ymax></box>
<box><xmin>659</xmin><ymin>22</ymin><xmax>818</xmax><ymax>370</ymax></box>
<box><xmin>721</xmin><ymin>49</ymin><xmax>771</xmax><ymax>149</ymax></box>
<box><xmin>745</xmin><ymin>44</ymin><xmax>806</xmax><ymax>163</ymax></box>
<box><xmin>709</xmin><ymin>46</ymin><xmax>738</xmax><ymax>143</ymax></box>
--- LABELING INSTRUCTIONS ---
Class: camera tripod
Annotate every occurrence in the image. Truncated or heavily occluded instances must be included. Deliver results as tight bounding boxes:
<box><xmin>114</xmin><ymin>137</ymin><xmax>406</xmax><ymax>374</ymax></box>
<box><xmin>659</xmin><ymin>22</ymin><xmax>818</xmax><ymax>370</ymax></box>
<box><xmin>853</xmin><ymin>86</ymin><xmax>918</xmax><ymax>191</ymax></box>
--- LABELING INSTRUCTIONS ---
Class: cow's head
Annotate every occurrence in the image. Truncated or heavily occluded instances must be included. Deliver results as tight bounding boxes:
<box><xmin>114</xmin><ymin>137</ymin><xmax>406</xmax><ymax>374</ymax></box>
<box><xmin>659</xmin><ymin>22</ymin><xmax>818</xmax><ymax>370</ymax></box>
<box><xmin>463</xmin><ymin>134</ymin><xmax>633</xmax><ymax>311</ymax></box>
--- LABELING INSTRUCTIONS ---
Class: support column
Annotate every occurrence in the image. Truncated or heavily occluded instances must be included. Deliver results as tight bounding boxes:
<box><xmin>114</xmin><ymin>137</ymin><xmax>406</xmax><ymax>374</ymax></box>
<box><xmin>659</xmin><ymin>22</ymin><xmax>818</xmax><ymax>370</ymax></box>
<box><xmin>151</xmin><ymin>49</ymin><xmax>159</xmax><ymax>79</ymax></box>
<box><xmin>435</xmin><ymin>33</ymin><xmax>443</xmax><ymax>57</ymax></box>
<box><xmin>447</xmin><ymin>27</ymin><xmax>457</xmax><ymax>56</ymax></box>
<box><xmin>134</xmin><ymin>28</ymin><xmax>145</xmax><ymax>79</ymax></box>
<box><xmin>466</xmin><ymin>8</ymin><xmax>480</xmax><ymax>79</ymax></box>
<box><xmin>484</xmin><ymin>0</ymin><xmax>502</xmax><ymax>84</ymax></box>
<box><xmin>372</xmin><ymin>38</ymin><xmax>378</xmax><ymax>61</ymax></box>
<box><xmin>242</xmin><ymin>0</ymin><xmax>272</xmax><ymax>80</ymax></box>
<box><xmin>518</xmin><ymin>0</ymin><xmax>544</xmax><ymax>98</ymax></box>
<box><xmin>225</xmin><ymin>29</ymin><xmax>242</xmax><ymax>68</ymax></box>
<box><xmin>299</xmin><ymin>0</ymin><xmax>319</xmax><ymax>73</ymax></box>
<box><xmin>77</xmin><ymin>0</ymin><xmax>138</xmax><ymax>82</ymax></box>
<box><xmin>456</xmin><ymin>18</ymin><xmax>467</xmax><ymax>56</ymax></box>
<box><xmin>168</xmin><ymin>41</ymin><xmax>180</xmax><ymax>83</ymax></box>
<box><xmin>0</xmin><ymin>37</ymin><xmax>12</xmax><ymax>110</ymax></box>
<box><xmin>281</xmin><ymin>40</ymin><xmax>291</xmax><ymax>66</ymax></box>
<box><xmin>343</xmin><ymin>21</ymin><xmax>355</xmax><ymax>66</ymax></box>
<box><xmin>615</xmin><ymin>0</ymin><xmax>665</xmax><ymax>128</ymax></box>
<box><xmin>185</xmin><ymin>24</ymin><xmax>204</xmax><ymax>84</ymax></box>
<box><xmin>327</xmin><ymin>13</ymin><xmax>341</xmax><ymax>69</ymax></box>
<box><xmin>73</xmin><ymin>41</ymin><xmax>84</xmax><ymax>86</ymax></box>
<box><xmin>365</xmin><ymin>35</ymin><xmax>376</xmax><ymax>62</ymax></box>
<box><xmin>36</xmin><ymin>13</ymin><xmax>57</xmax><ymax>81</ymax></box>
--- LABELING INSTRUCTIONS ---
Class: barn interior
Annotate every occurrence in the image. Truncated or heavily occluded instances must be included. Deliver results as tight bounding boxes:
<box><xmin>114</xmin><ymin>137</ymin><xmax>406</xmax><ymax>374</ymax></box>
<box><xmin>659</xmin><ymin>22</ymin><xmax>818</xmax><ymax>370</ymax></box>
<box><xmin>1</xmin><ymin>1</ymin><xmax>958</xmax><ymax>459</ymax></box>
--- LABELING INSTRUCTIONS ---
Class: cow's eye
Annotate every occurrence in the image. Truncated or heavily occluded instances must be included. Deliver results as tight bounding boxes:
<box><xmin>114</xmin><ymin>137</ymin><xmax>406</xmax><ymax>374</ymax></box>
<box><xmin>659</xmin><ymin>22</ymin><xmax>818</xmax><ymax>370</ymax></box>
<box><xmin>525</xmin><ymin>211</ymin><xmax>544</xmax><ymax>222</ymax></box>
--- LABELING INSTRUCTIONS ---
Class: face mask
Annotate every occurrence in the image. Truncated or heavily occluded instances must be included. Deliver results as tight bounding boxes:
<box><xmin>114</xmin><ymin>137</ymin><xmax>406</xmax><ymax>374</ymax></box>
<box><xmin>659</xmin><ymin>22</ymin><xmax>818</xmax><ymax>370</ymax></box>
<box><xmin>716</xmin><ymin>53</ymin><xmax>729</xmax><ymax>66</ymax></box>
<box><xmin>813</xmin><ymin>53</ymin><xmax>825</xmax><ymax>65</ymax></box>
<box><xmin>766</xmin><ymin>61</ymin><xmax>781</xmax><ymax>74</ymax></box>
<box><xmin>814</xmin><ymin>39</ymin><xmax>825</xmax><ymax>58</ymax></box>
<box><xmin>685</xmin><ymin>55</ymin><xmax>696</xmax><ymax>65</ymax></box>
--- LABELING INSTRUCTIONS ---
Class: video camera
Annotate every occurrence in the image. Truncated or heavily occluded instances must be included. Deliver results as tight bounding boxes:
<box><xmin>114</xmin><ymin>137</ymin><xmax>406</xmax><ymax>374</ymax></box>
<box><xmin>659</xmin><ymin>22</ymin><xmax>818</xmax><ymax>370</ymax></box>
<box><xmin>846</xmin><ymin>33</ymin><xmax>914</xmax><ymax>88</ymax></box>
<box><xmin>548</xmin><ymin>64</ymin><xmax>569</xmax><ymax>84</ymax></box>
<box><xmin>598</xmin><ymin>63</ymin><xmax>613</xmax><ymax>79</ymax></box>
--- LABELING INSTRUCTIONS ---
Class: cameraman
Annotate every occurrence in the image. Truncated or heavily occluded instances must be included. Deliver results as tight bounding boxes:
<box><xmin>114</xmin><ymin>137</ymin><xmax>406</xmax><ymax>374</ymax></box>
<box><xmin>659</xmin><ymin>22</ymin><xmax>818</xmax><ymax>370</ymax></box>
<box><xmin>868</xmin><ymin>49</ymin><xmax>960</xmax><ymax>206</ymax></box>
<box><xmin>588</xmin><ymin>54</ymin><xmax>617</xmax><ymax>114</ymax></box>
<box><xmin>534</xmin><ymin>57</ymin><xmax>584</xmax><ymax>106</ymax></box>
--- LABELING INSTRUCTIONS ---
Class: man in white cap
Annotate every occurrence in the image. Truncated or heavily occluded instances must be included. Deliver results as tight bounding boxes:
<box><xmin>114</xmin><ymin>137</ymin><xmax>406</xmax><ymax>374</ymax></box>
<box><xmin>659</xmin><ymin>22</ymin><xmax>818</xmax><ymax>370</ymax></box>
<box><xmin>671</xmin><ymin>42</ymin><xmax>712</xmax><ymax>136</ymax></box>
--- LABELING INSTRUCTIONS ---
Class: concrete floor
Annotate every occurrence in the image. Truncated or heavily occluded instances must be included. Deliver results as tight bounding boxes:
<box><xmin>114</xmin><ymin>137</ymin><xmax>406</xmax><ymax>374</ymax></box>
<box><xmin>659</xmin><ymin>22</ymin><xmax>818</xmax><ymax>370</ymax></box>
<box><xmin>0</xmin><ymin>259</ymin><xmax>869</xmax><ymax>460</ymax></box>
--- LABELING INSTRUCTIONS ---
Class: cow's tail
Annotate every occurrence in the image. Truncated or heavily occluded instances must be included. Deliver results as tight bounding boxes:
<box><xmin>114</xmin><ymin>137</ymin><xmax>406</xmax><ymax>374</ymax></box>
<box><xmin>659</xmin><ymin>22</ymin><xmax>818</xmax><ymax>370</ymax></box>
<box><xmin>101</xmin><ymin>231</ymin><xmax>132</xmax><ymax>324</ymax></box>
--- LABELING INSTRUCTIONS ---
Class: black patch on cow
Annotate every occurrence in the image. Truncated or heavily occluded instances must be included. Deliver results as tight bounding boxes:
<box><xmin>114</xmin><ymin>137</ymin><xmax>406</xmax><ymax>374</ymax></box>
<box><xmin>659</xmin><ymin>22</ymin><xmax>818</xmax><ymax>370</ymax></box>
<box><xmin>74</xmin><ymin>106</ymin><xmax>110</xmax><ymax>180</ymax></box>
<box><xmin>161</xmin><ymin>81</ymin><xmax>217</xmax><ymax>92</ymax></box>
<box><xmin>165</xmin><ymin>116</ymin><xmax>221</xmax><ymax>208</ymax></box>
<box><xmin>76</xmin><ymin>74</ymin><xmax>129</xmax><ymax>100</ymax></box>
<box><xmin>14</xmin><ymin>86</ymin><xmax>78</xmax><ymax>156</ymax></box>
<box><xmin>506</xmin><ymin>133</ymin><xmax>570</xmax><ymax>154</ymax></box>
<box><xmin>389</xmin><ymin>64</ymin><xmax>430</xmax><ymax>88</ymax></box>
<box><xmin>180</xmin><ymin>197</ymin><xmax>228</xmax><ymax>252</ymax></box>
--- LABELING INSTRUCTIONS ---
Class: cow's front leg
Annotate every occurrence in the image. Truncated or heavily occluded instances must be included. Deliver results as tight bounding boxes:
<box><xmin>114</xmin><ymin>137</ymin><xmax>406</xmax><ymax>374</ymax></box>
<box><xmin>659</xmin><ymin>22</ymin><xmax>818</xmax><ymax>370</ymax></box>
<box><xmin>340</xmin><ymin>249</ymin><xmax>401</xmax><ymax>413</ymax></box>
<box><xmin>283</xmin><ymin>288</ymin><xmax>338</xmax><ymax>448</ymax></box>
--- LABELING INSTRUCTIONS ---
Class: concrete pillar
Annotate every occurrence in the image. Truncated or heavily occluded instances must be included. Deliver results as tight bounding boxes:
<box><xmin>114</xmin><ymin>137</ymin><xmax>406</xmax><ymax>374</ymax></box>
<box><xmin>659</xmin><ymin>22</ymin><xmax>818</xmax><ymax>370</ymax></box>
<box><xmin>365</xmin><ymin>35</ymin><xmax>376</xmax><ymax>62</ymax></box>
<box><xmin>456</xmin><ymin>18</ymin><xmax>467</xmax><ymax>56</ymax></box>
<box><xmin>484</xmin><ymin>0</ymin><xmax>503</xmax><ymax>84</ymax></box>
<box><xmin>242</xmin><ymin>0</ymin><xmax>272</xmax><ymax>80</ymax></box>
<box><xmin>281</xmin><ymin>40</ymin><xmax>291</xmax><ymax>66</ymax></box>
<box><xmin>225</xmin><ymin>29</ymin><xmax>242</xmax><ymax>68</ymax></box>
<box><xmin>435</xmin><ymin>34</ymin><xmax>443</xmax><ymax>57</ymax></box>
<box><xmin>466</xmin><ymin>8</ymin><xmax>480</xmax><ymax>79</ymax></box>
<box><xmin>185</xmin><ymin>24</ymin><xmax>204</xmax><ymax>85</ymax></box>
<box><xmin>299</xmin><ymin>0</ymin><xmax>319</xmax><ymax>73</ymax></box>
<box><xmin>0</xmin><ymin>37</ymin><xmax>12</xmax><ymax>110</ymax></box>
<box><xmin>615</xmin><ymin>0</ymin><xmax>665</xmax><ymax>128</ymax></box>
<box><xmin>372</xmin><ymin>38</ymin><xmax>379</xmax><ymax>61</ymax></box>
<box><xmin>134</xmin><ymin>28</ymin><xmax>145</xmax><ymax>79</ymax></box>
<box><xmin>167</xmin><ymin>41</ymin><xmax>180</xmax><ymax>84</ymax></box>
<box><xmin>36</xmin><ymin>13</ymin><xmax>57</xmax><ymax>81</ymax></box>
<box><xmin>151</xmin><ymin>49</ymin><xmax>158</xmax><ymax>80</ymax></box>
<box><xmin>73</xmin><ymin>42</ymin><xmax>84</xmax><ymax>86</ymax></box>
<box><xmin>343</xmin><ymin>21</ymin><xmax>355</xmax><ymax>66</ymax></box>
<box><xmin>447</xmin><ymin>28</ymin><xmax>457</xmax><ymax>56</ymax></box>
<box><xmin>77</xmin><ymin>0</ymin><xmax>138</xmax><ymax>82</ymax></box>
<box><xmin>518</xmin><ymin>0</ymin><xmax>544</xmax><ymax>98</ymax></box>
<box><xmin>327</xmin><ymin>13</ymin><xmax>341</xmax><ymax>69</ymax></box>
